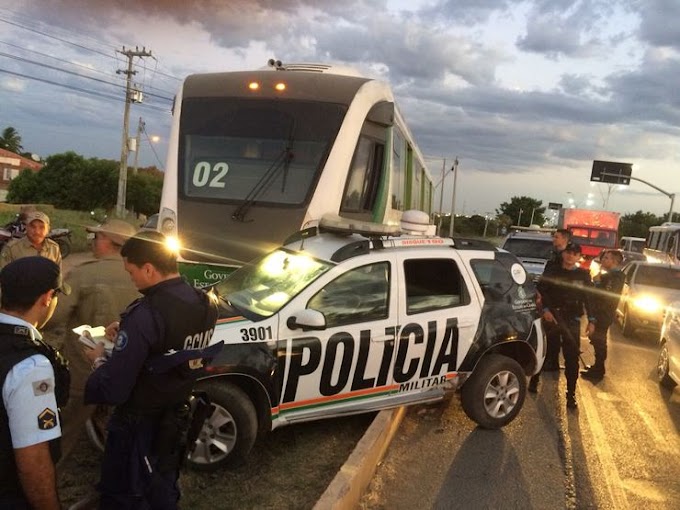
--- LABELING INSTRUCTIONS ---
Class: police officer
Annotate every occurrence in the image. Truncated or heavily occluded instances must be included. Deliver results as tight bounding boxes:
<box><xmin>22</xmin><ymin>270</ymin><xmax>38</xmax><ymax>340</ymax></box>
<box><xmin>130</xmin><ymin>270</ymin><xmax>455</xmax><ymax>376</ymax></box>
<box><xmin>540</xmin><ymin>228</ymin><xmax>571</xmax><ymax>371</ymax></box>
<box><xmin>0</xmin><ymin>211</ymin><xmax>62</xmax><ymax>270</ymax></box>
<box><xmin>46</xmin><ymin>219</ymin><xmax>140</xmax><ymax>468</ymax></box>
<box><xmin>582</xmin><ymin>249</ymin><xmax>625</xmax><ymax>382</ymax></box>
<box><xmin>0</xmin><ymin>257</ymin><xmax>70</xmax><ymax>509</ymax></box>
<box><xmin>83</xmin><ymin>231</ymin><xmax>221</xmax><ymax>509</ymax></box>
<box><xmin>529</xmin><ymin>243</ymin><xmax>595</xmax><ymax>409</ymax></box>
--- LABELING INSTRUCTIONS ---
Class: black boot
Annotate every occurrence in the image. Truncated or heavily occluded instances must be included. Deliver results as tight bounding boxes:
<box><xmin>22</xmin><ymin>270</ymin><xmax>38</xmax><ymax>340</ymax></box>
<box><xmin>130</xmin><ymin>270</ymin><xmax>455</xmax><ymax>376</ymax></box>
<box><xmin>566</xmin><ymin>392</ymin><xmax>578</xmax><ymax>410</ymax></box>
<box><xmin>580</xmin><ymin>364</ymin><xmax>604</xmax><ymax>382</ymax></box>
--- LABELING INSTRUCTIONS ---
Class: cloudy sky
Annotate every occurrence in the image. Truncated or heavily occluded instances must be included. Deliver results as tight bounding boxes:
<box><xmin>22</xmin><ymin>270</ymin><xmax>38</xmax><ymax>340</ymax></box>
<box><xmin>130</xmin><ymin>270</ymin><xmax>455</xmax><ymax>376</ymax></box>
<box><xmin>1</xmin><ymin>0</ymin><xmax>678</xmax><ymax>219</ymax></box>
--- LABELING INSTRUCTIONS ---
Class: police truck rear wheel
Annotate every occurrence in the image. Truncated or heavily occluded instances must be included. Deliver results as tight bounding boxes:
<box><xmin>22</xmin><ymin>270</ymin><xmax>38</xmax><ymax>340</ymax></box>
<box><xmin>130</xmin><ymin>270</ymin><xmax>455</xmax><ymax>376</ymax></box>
<box><xmin>188</xmin><ymin>381</ymin><xmax>257</xmax><ymax>471</ymax></box>
<box><xmin>461</xmin><ymin>354</ymin><xmax>526</xmax><ymax>429</ymax></box>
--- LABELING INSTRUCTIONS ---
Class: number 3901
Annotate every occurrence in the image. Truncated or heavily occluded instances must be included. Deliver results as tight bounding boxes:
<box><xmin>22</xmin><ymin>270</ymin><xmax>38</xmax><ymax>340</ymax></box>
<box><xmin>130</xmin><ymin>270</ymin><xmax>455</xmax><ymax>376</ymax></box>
<box><xmin>240</xmin><ymin>326</ymin><xmax>273</xmax><ymax>342</ymax></box>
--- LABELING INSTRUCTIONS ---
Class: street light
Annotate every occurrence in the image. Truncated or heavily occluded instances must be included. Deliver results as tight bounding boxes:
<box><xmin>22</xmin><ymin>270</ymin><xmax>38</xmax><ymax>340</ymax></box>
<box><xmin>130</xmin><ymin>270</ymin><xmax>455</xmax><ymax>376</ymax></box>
<box><xmin>517</xmin><ymin>208</ymin><xmax>523</xmax><ymax>226</ymax></box>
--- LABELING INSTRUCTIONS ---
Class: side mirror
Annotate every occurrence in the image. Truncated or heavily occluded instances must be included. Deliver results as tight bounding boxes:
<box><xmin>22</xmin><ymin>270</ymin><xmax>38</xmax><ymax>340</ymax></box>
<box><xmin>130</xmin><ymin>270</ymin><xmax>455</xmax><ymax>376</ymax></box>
<box><xmin>286</xmin><ymin>309</ymin><xmax>326</xmax><ymax>331</ymax></box>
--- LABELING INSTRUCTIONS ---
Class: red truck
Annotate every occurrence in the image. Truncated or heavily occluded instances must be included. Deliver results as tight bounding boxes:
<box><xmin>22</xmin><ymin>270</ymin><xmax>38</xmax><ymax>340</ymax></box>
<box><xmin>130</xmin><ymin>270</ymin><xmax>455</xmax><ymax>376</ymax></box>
<box><xmin>557</xmin><ymin>208</ymin><xmax>620</xmax><ymax>270</ymax></box>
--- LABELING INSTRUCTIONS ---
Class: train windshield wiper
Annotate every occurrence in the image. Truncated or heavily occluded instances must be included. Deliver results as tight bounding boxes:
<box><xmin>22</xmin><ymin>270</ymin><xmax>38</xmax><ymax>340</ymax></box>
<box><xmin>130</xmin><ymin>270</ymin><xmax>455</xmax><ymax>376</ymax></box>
<box><xmin>232</xmin><ymin>141</ymin><xmax>294</xmax><ymax>223</ymax></box>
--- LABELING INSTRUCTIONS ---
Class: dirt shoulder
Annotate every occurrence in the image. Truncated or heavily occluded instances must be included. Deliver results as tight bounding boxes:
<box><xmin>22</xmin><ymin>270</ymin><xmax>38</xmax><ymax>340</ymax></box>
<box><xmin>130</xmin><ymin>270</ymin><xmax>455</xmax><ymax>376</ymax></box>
<box><xmin>59</xmin><ymin>413</ymin><xmax>374</xmax><ymax>509</ymax></box>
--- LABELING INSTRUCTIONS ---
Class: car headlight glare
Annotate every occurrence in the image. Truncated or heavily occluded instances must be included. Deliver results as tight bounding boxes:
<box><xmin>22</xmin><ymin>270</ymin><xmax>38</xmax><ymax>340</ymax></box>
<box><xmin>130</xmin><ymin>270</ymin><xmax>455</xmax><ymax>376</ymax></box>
<box><xmin>632</xmin><ymin>295</ymin><xmax>663</xmax><ymax>314</ymax></box>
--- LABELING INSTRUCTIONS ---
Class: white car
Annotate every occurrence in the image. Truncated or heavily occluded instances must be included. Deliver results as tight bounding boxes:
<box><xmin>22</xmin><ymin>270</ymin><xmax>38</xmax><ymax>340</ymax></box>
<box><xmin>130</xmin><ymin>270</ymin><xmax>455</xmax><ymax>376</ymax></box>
<box><xmin>658</xmin><ymin>301</ymin><xmax>680</xmax><ymax>389</ymax></box>
<box><xmin>190</xmin><ymin>212</ymin><xmax>546</xmax><ymax>470</ymax></box>
<box><xmin>617</xmin><ymin>261</ymin><xmax>680</xmax><ymax>337</ymax></box>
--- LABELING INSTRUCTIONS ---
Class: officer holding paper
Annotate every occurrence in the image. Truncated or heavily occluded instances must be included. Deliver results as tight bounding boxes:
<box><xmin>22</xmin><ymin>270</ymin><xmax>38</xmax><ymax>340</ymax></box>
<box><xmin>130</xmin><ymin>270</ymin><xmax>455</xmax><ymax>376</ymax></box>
<box><xmin>47</xmin><ymin>219</ymin><xmax>140</xmax><ymax>467</ymax></box>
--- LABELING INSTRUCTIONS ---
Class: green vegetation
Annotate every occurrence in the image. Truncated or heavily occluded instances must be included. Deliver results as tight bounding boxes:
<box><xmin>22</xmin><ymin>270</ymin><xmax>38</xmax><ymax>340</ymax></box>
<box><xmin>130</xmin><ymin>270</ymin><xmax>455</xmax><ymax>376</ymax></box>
<box><xmin>7</xmin><ymin>150</ymin><xmax>162</xmax><ymax>217</ymax></box>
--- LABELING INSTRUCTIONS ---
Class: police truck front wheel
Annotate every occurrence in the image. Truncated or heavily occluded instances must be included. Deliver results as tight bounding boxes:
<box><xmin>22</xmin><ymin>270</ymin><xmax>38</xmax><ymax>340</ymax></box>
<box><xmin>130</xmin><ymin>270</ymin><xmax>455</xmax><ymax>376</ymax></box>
<box><xmin>188</xmin><ymin>381</ymin><xmax>258</xmax><ymax>471</ymax></box>
<box><xmin>461</xmin><ymin>354</ymin><xmax>526</xmax><ymax>429</ymax></box>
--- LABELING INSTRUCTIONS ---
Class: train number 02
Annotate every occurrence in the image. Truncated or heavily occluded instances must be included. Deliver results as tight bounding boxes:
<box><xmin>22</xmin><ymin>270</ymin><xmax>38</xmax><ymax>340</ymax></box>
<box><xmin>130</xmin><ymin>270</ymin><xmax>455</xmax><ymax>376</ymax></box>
<box><xmin>192</xmin><ymin>161</ymin><xmax>229</xmax><ymax>188</ymax></box>
<box><xmin>240</xmin><ymin>326</ymin><xmax>273</xmax><ymax>342</ymax></box>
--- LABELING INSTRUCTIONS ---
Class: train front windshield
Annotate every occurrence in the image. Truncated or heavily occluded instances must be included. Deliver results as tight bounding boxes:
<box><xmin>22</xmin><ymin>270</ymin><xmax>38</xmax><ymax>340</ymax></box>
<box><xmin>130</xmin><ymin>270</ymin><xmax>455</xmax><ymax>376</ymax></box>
<box><xmin>179</xmin><ymin>98</ymin><xmax>347</xmax><ymax>206</ymax></box>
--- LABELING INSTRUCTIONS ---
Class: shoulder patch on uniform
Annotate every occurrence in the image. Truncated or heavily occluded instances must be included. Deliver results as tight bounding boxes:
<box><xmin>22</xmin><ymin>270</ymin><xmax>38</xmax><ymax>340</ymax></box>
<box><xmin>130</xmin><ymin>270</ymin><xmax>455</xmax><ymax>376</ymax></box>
<box><xmin>32</xmin><ymin>378</ymin><xmax>54</xmax><ymax>396</ymax></box>
<box><xmin>115</xmin><ymin>330</ymin><xmax>129</xmax><ymax>351</ymax></box>
<box><xmin>38</xmin><ymin>408</ymin><xmax>57</xmax><ymax>430</ymax></box>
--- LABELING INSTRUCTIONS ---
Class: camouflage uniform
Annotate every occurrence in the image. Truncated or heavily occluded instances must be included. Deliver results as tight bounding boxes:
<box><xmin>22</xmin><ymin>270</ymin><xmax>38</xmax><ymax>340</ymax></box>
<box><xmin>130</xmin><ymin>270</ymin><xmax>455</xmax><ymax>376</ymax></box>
<box><xmin>0</xmin><ymin>236</ymin><xmax>62</xmax><ymax>270</ymax></box>
<box><xmin>46</xmin><ymin>254</ymin><xmax>139</xmax><ymax>465</ymax></box>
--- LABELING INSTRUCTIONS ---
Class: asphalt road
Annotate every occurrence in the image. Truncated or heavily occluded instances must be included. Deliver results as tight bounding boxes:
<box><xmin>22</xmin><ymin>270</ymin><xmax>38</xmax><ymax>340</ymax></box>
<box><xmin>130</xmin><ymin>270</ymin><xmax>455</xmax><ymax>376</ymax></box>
<box><xmin>361</xmin><ymin>324</ymin><xmax>680</xmax><ymax>509</ymax></box>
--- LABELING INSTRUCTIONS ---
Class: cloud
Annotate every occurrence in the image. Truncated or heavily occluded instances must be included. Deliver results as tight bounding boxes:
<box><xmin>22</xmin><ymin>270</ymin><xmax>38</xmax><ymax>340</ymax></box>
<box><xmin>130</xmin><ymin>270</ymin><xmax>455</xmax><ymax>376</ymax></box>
<box><xmin>637</xmin><ymin>0</ymin><xmax>680</xmax><ymax>50</ymax></box>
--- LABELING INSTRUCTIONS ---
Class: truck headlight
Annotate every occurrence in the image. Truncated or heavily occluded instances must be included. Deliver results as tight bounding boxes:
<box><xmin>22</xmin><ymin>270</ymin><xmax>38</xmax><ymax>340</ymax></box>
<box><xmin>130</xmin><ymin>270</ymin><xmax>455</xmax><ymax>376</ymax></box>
<box><xmin>632</xmin><ymin>295</ymin><xmax>663</xmax><ymax>314</ymax></box>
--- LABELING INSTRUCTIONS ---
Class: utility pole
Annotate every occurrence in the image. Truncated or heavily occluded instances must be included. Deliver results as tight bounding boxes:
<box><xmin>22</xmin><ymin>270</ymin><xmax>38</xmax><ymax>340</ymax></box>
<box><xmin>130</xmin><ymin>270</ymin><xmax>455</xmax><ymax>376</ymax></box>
<box><xmin>448</xmin><ymin>157</ymin><xmax>459</xmax><ymax>238</ymax></box>
<box><xmin>132</xmin><ymin>117</ymin><xmax>144</xmax><ymax>175</ymax></box>
<box><xmin>116</xmin><ymin>46</ymin><xmax>152</xmax><ymax>217</ymax></box>
<box><xmin>438</xmin><ymin>158</ymin><xmax>446</xmax><ymax>235</ymax></box>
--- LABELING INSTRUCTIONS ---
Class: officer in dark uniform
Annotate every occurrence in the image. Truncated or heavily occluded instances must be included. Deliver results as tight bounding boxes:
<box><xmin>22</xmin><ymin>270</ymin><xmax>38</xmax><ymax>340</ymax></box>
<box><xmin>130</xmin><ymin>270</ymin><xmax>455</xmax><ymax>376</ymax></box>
<box><xmin>83</xmin><ymin>231</ymin><xmax>221</xmax><ymax>509</ymax></box>
<box><xmin>582</xmin><ymin>249</ymin><xmax>625</xmax><ymax>381</ymax></box>
<box><xmin>0</xmin><ymin>256</ymin><xmax>70</xmax><ymax>509</ymax></box>
<box><xmin>541</xmin><ymin>228</ymin><xmax>571</xmax><ymax>370</ymax></box>
<box><xmin>529</xmin><ymin>243</ymin><xmax>595</xmax><ymax>409</ymax></box>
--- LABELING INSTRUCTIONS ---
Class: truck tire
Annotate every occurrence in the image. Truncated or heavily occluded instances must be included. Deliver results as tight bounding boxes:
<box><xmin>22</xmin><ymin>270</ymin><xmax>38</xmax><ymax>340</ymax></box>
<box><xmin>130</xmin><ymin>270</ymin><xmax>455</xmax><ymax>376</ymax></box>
<box><xmin>187</xmin><ymin>380</ymin><xmax>258</xmax><ymax>471</ymax></box>
<box><xmin>461</xmin><ymin>354</ymin><xmax>526</xmax><ymax>429</ymax></box>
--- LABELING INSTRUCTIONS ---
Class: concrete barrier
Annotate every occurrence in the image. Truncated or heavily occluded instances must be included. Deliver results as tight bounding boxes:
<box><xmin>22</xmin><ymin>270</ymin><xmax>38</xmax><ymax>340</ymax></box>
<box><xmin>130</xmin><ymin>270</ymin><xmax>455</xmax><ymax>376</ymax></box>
<box><xmin>314</xmin><ymin>406</ymin><xmax>406</xmax><ymax>510</ymax></box>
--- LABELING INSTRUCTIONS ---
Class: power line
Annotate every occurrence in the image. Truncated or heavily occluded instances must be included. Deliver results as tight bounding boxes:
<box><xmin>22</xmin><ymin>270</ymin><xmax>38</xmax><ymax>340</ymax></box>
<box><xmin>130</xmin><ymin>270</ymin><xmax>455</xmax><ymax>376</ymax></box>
<box><xmin>0</xmin><ymin>39</ymin><xmax>176</xmax><ymax>96</ymax></box>
<box><xmin>143</xmin><ymin>128</ymin><xmax>165</xmax><ymax>169</ymax></box>
<box><xmin>0</xmin><ymin>13</ymin><xmax>182</xmax><ymax>82</ymax></box>
<box><xmin>0</xmin><ymin>67</ymin><xmax>170</xmax><ymax>113</ymax></box>
<box><xmin>0</xmin><ymin>16</ymin><xmax>115</xmax><ymax>60</ymax></box>
<box><xmin>0</xmin><ymin>51</ymin><xmax>173</xmax><ymax>102</ymax></box>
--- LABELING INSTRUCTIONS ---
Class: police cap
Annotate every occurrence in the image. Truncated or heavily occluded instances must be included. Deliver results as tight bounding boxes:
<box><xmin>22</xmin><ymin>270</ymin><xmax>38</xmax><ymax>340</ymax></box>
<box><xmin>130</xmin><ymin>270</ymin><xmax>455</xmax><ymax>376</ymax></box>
<box><xmin>0</xmin><ymin>256</ymin><xmax>71</xmax><ymax>304</ymax></box>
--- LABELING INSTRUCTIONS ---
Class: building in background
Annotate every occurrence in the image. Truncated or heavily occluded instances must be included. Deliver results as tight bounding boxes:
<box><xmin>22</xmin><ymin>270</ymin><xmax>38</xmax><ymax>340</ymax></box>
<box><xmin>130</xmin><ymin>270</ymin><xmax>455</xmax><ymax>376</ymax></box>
<box><xmin>0</xmin><ymin>148</ymin><xmax>43</xmax><ymax>202</ymax></box>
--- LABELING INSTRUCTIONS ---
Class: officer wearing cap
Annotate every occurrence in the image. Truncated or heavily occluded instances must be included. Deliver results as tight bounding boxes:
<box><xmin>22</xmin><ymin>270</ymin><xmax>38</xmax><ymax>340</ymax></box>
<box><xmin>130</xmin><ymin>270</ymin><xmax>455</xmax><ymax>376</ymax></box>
<box><xmin>46</xmin><ymin>219</ymin><xmax>140</xmax><ymax>468</ymax></box>
<box><xmin>0</xmin><ymin>211</ymin><xmax>62</xmax><ymax>270</ymax></box>
<box><xmin>83</xmin><ymin>231</ymin><xmax>221</xmax><ymax>509</ymax></box>
<box><xmin>540</xmin><ymin>228</ymin><xmax>571</xmax><ymax>371</ymax></box>
<box><xmin>0</xmin><ymin>257</ymin><xmax>71</xmax><ymax>509</ymax></box>
<box><xmin>529</xmin><ymin>242</ymin><xmax>595</xmax><ymax>409</ymax></box>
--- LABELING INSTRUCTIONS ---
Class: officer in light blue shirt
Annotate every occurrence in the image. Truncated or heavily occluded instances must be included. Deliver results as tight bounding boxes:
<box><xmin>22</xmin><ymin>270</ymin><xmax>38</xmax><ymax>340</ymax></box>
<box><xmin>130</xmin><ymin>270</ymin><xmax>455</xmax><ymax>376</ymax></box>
<box><xmin>0</xmin><ymin>256</ymin><xmax>71</xmax><ymax>509</ymax></box>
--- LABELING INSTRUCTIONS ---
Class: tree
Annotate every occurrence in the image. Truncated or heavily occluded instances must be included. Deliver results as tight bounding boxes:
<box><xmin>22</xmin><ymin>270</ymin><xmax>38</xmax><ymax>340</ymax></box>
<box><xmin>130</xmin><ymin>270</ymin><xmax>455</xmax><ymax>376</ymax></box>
<box><xmin>6</xmin><ymin>168</ymin><xmax>41</xmax><ymax>203</ymax></box>
<box><xmin>7</xmin><ymin>151</ymin><xmax>118</xmax><ymax>211</ymax></box>
<box><xmin>496</xmin><ymin>196</ymin><xmax>546</xmax><ymax>227</ymax></box>
<box><xmin>0</xmin><ymin>126</ymin><xmax>23</xmax><ymax>154</ymax></box>
<box><xmin>127</xmin><ymin>167</ymin><xmax>163</xmax><ymax>216</ymax></box>
<box><xmin>619</xmin><ymin>210</ymin><xmax>664</xmax><ymax>238</ymax></box>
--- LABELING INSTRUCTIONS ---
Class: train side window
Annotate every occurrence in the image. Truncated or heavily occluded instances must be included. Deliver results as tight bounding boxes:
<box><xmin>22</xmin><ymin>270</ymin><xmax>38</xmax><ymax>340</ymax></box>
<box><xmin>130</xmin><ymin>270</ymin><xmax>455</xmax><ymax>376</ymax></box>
<box><xmin>668</xmin><ymin>234</ymin><xmax>678</xmax><ymax>257</ymax></box>
<box><xmin>403</xmin><ymin>258</ymin><xmax>470</xmax><ymax>315</ymax></box>
<box><xmin>341</xmin><ymin>136</ymin><xmax>384</xmax><ymax>214</ymax></box>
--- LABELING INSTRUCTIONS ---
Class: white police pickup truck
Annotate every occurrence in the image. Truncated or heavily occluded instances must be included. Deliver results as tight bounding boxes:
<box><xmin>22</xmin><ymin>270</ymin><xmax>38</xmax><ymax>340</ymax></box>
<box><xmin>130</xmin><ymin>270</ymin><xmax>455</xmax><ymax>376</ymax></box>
<box><xmin>189</xmin><ymin>211</ymin><xmax>545</xmax><ymax>470</ymax></box>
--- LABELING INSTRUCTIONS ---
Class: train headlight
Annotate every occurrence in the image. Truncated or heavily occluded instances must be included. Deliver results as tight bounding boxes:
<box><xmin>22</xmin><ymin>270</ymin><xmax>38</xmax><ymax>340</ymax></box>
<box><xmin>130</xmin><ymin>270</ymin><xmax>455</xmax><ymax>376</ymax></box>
<box><xmin>164</xmin><ymin>235</ymin><xmax>181</xmax><ymax>254</ymax></box>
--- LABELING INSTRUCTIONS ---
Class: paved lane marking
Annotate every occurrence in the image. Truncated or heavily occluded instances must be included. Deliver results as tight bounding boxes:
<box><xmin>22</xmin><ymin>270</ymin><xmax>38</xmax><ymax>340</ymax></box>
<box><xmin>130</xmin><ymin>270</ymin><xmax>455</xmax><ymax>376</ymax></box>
<box><xmin>579</xmin><ymin>387</ymin><xmax>630</xmax><ymax>509</ymax></box>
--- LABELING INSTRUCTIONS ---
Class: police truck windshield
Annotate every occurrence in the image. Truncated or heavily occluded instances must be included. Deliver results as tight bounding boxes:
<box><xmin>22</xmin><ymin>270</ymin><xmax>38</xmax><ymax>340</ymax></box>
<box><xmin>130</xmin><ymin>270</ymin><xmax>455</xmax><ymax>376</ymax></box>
<box><xmin>215</xmin><ymin>249</ymin><xmax>333</xmax><ymax>318</ymax></box>
<box><xmin>179</xmin><ymin>98</ymin><xmax>347</xmax><ymax>205</ymax></box>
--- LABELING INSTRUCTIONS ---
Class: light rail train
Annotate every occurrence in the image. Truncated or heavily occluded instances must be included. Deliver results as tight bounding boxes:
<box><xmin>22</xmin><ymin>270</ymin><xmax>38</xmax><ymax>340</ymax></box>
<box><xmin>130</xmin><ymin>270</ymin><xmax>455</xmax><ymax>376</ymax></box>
<box><xmin>157</xmin><ymin>60</ymin><xmax>434</xmax><ymax>286</ymax></box>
